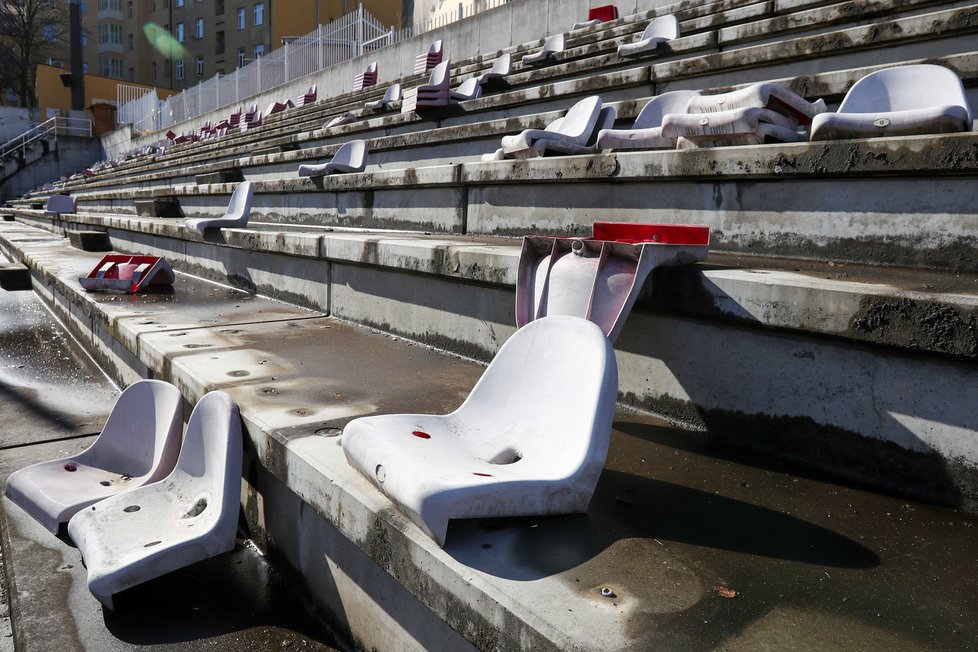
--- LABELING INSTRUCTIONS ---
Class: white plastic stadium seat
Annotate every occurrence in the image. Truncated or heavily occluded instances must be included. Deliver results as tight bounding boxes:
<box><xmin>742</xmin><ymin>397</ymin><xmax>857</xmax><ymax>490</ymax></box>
<box><xmin>184</xmin><ymin>180</ymin><xmax>254</xmax><ymax>234</ymax></box>
<box><xmin>451</xmin><ymin>77</ymin><xmax>483</xmax><ymax>102</ymax></box>
<box><xmin>537</xmin><ymin>104</ymin><xmax>617</xmax><ymax>155</ymax></box>
<box><xmin>498</xmin><ymin>95</ymin><xmax>603</xmax><ymax>158</ymax></box>
<box><xmin>4</xmin><ymin>380</ymin><xmax>183</xmax><ymax>534</ymax></box>
<box><xmin>323</xmin><ymin>111</ymin><xmax>358</xmax><ymax>129</ymax></box>
<box><xmin>68</xmin><ymin>391</ymin><xmax>242</xmax><ymax>610</ymax></box>
<box><xmin>297</xmin><ymin>140</ymin><xmax>369</xmax><ymax>177</ymax></box>
<box><xmin>617</xmin><ymin>15</ymin><xmax>679</xmax><ymax>58</ymax></box>
<box><xmin>810</xmin><ymin>64</ymin><xmax>973</xmax><ymax>141</ymax></box>
<box><xmin>663</xmin><ymin>106</ymin><xmax>803</xmax><ymax>147</ymax></box>
<box><xmin>597</xmin><ymin>90</ymin><xmax>700</xmax><ymax>150</ymax></box>
<box><xmin>522</xmin><ymin>33</ymin><xmax>565</xmax><ymax>66</ymax></box>
<box><xmin>685</xmin><ymin>82</ymin><xmax>826</xmax><ymax>125</ymax></box>
<box><xmin>342</xmin><ymin>315</ymin><xmax>618</xmax><ymax>546</ymax></box>
<box><xmin>477</xmin><ymin>53</ymin><xmax>511</xmax><ymax>87</ymax></box>
<box><xmin>364</xmin><ymin>83</ymin><xmax>402</xmax><ymax>110</ymax></box>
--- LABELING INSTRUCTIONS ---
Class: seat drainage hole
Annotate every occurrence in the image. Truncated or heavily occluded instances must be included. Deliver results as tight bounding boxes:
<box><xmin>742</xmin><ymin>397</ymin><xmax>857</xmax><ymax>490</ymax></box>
<box><xmin>99</xmin><ymin>481</ymin><xmax>111</xmax><ymax>486</ymax></box>
<box><xmin>488</xmin><ymin>448</ymin><xmax>522</xmax><ymax>465</ymax></box>
<box><xmin>473</xmin><ymin>472</ymin><xmax>493</xmax><ymax>477</ymax></box>
<box><xmin>123</xmin><ymin>505</ymin><xmax>140</xmax><ymax>513</ymax></box>
<box><xmin>412</xmin><ymin>430</ymin><xmax>431</xmax><ymax>439</ymax></box>
<box><xmin>64</xmin><ymin>463</ymin><xmax>77</xmax><ymax>472</ymax></box>
<box><xmin>144</xmin><ymin>541</ymin><xmax>161</xmax><ymax>548</ymax></box>
<box><xmin>375</xmin><ymin>464</ymin><xmax>386</xmax><ymax>483</ymax></box>
<box><xmin>228</xmin><ymin>370</ymin><xmax>250</xmax><ymax>377</ymax></box>
<box><xmin>185</xmin><ymin>498</ymin><xmax>208</xmax><ymax>517</ymax></box>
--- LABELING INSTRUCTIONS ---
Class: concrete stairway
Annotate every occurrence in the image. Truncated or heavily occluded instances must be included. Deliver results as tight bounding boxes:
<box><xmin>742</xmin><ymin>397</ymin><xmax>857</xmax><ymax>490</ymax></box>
<box><xmin>1</xmin><ymin>0</ymin><xmax>977</xmax><ymax>649</ymax></box>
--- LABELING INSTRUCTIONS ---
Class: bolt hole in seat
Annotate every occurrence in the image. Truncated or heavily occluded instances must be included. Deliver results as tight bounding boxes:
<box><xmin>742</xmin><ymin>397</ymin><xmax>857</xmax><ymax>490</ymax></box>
<box><xmin>67</xmin><ymin>391</ymin><xmax>242</xmax><ymax>609</ymax></box>
<box><xmin>809</xmin><ymin>64</ymin><xmax>973</xmax><ymax>140</ymax></box>
<box><xmin>342</xmin><ymin>315</ymin><xmax>619</xmax><ymax>546</ymax></box>
<box><xmin>4</xmin><ymin>380</ymin><xmax>183</xmax><ymax>534</ymax></box>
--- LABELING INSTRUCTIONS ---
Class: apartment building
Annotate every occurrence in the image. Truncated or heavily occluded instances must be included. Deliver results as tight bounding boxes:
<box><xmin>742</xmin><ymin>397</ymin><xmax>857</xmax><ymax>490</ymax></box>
<box><xmin>83</xmin><ymin>0</ymin><xmax>406</xmax><ymax>90</ymax></box>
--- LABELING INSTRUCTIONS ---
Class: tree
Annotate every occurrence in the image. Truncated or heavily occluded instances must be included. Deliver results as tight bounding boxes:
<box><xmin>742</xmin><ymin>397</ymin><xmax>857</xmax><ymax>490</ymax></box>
<box><xmin>0</xmin><ymin>0</ymin><xmax>69</xmax><ymax>108</ymax></box>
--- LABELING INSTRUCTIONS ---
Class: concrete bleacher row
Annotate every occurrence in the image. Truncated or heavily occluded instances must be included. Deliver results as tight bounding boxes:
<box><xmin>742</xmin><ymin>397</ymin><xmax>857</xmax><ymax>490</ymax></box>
<box><xmin>3</xmin><ymin>0</ymin><xmax>978</xmax><ymax>649</ymax></box>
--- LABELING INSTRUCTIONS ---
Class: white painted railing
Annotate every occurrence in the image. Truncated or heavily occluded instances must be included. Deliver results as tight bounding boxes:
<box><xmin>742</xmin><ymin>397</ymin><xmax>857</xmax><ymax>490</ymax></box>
<box><xmin>0</xmin><ymin>116</ymin><xmax>92</xmax><ymax>161</ymax></box>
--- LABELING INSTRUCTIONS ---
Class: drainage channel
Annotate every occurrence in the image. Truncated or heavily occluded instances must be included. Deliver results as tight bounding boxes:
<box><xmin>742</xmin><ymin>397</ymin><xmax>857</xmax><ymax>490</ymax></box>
<box><xmin>0</xmin><ymin>284</ymin><xmax>342</xmax><ymax>651</ymax></box>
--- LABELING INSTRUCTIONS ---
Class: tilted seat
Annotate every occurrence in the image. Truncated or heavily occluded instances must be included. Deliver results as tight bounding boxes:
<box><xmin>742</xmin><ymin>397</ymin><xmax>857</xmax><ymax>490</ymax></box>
<box><xmin>450</xmin><ymin>77</ymin><xmax>483</xmax><ymax>102</ymax></box>
<box><xmin>810</xmin><ymin>64</ymin><xmax>973</xmax><ymax>141</ymax></box>
<box><xmin>184</xmin><ymin>180</ymin><xmax>254</xmax><ymax>234</ymax></box>
<box><xmin>342</xmin><ymin>315</ymin><xmax>618</xmax><ymax>546</ymax></box>
<box><xmin>297</xmin><ymin>139</ymin><xmax>368</xmax><ymax>177</ymax></box>
<box><xmin>685</xmin><ymin>82</ymin><xmax>826</xmax><ymax>125</ymax></box>
<box><xmin>364</xmin><ymin>83</ymin><xmax>402</xmax><ymax>111</ymax></box>
<box><xmin>664</xmin><ymin>106</ymin><xmax>804</xmax><ymax>147</ymax></box>
<box><xmin>477</xmin><ymin>53</ymin><xmax>511</xmax><ymax>88</ymax></box>
<box><xmin>67</xmin><ymin>391</ymin><xmax>242</xmax><ymax>609</ymax></box>
<box><xmin>323</xmin><ymin>111</ymin><xmax>358</xmax><ymax>129</ymax></box>
<box><xmin>597</xmin><ymin>90</ymin><xmax>700</xmax><ymax>150</ymax></box>
<box><xmin>522</xmin><ymin>33</ymin><xmax>564</xmax><ymax>66</ymax></box>
<box><xmin>4</xmin><ymin>380</ymin><xmax>183</xmax><ymax>534</ymax></box>
<box><xmin>617</xmin><ymin>15</ymin><xmax>679</xmax><ymax>58</ymax></box>
<box><xmin>499</xmin><ymin>95</ymin><xmax>603</xmax><ymax>158</ymax></box>
<box><xmin>535</xmin><ymin>104</ymin><xmax>617</xmax><ymax>156</ymax></box>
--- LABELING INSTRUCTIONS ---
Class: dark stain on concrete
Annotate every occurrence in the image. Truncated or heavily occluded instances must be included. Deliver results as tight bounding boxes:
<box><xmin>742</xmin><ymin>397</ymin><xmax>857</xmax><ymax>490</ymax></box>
<box><xmin>850</xmin><ymin>297</ymin><xmax>978</xmax><ymax>359</ymax></box>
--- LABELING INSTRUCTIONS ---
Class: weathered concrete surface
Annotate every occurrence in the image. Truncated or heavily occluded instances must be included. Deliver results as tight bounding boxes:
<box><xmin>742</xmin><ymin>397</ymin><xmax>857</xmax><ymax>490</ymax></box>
<box><xmin>3</xmin><ymin>251</ymin><xmax>978</xmax><ymax>650</ymax></box>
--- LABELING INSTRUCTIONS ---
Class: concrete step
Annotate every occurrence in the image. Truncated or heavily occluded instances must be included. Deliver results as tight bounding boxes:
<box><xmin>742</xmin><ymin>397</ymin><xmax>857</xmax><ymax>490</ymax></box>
<box><xmin>1</xmin><ymin>219</ymin><xmax>977</xmax><ymax>652</ymax></box>
<box><xmin>2</xmin><ymin>215</ymin><xmax>975</xmax><ymax>512</ymax></box>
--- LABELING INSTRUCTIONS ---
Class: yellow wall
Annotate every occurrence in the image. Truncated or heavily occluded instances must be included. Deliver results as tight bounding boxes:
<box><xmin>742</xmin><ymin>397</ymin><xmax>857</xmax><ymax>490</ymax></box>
<box><xmin>35</xmin><ymin>63</ymin><xmax>176</xmax><ymax>121</ymax></box>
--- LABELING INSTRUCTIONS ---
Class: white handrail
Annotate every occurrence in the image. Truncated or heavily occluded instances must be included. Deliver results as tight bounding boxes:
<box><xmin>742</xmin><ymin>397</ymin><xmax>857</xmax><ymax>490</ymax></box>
<box><xmin>0</xmin><ymin>116</ymin><xmax>93</xmax><ymax>161</ymax></box>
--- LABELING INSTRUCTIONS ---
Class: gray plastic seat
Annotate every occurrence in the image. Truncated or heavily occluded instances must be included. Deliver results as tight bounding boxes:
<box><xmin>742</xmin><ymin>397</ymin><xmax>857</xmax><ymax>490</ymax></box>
<box><xmin>323</xmin><ymin>111</ymin><xmax>358</xmax><ymax>129</ymax></box>
<box><xmin>4</xmin><ymin>380</ymin><xmax>183</xmax><ymax>534</ymax></box>
<box><xmin>597</xmin><ymin>90</ymin><xmax>700</xmax><ymax>150</ymax></box>
<box><xmin>451</xmin><ymin>77</ymin><xmax>483</xmax><ymax>102</ymax></box>
<box><xmin>810</xmin><ymin>64</ymin><xmax>973</xmax><ymax>141</ymax></box>
<box><xmin>664</xmin><ymin>107</ymin><xmax>803</xmax><ymax>148</ymax></box>
<box><xmin>618</xmin><ymin>15</ymin><xmax>679</xmax><ymax>58</ymax></box>
<box><xmin>364</xmin><ymin>83</ymin><xmax>402</xmax><ymax>110</ymax></box>
<box><xmin>184</xmin><ymin>181</ymin><xmax>254</xmax><ymax>234</ymax></box>
<box><xmin>44</xmin><ymin>194</ymin><xmax>76</xmax><ymax>216</ymax></box>
<box><xmin>498</xmin><ymin>95</ymin><xmax>603</xmax><ymax>158</ymax></box>
<box><xmin>477</xmin><ymin>53</ymin><xmax>511</xmax><ymax>87</ymax></box>
<box><xmin>537</xmin><ymin>105</ymin><xmax>617</xmax><ymax>155</ymax></box>
<box><xmin>68</xmin><ymin>391</ymin><xmax>242</xmax><ymax>609</ymax></box>
<box><xmin>297</xmin><ymin>140</ymin><xmax>369</xmax><ymax>177</ymax></box>
<box><xmin>686</xmin><ymin>82</ymin><xmax>826</xmax><ymax>125</ymax></box>
<box><xmin>522</xmin><ymin>33</ymin><xmax>564</xmax><ymax>66</ymax></box>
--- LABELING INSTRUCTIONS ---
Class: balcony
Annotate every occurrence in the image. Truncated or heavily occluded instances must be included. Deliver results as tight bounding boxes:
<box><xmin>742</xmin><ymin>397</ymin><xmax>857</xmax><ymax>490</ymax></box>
<box><xmin>96</xmin><ymin>6</ymin><xmax>123</xmax><ymax>20</ymax></box>
<box><xmin>98</xmin><ymin>40</ymin><xmax>123</xmax><ymax>54</ymax></box>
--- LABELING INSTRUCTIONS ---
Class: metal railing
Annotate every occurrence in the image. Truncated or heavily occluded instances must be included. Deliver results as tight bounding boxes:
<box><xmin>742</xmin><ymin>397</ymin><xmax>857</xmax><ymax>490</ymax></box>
<box><xmin>0</xmin><ymin>116</ymin><xmax>93</xmax><ymax>161</ymax></box>
<box><xmin>117</xmin><ymin>1</ymin><xmax>508</xmax><ymax>135</ymax></box>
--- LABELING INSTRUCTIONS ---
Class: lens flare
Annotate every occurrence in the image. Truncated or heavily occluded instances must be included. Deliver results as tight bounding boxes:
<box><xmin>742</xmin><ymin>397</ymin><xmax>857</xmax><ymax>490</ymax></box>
<box><xmin>142</xmin><ymin>22</ymin><xmax>188</xmax><ymax>60</ymax></box>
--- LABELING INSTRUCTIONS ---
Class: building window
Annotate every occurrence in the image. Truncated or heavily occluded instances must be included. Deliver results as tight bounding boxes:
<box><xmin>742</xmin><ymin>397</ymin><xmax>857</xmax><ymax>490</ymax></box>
<box><xmin>237</xmin><ymin>47</ymin><xmax>245</xmax><ymax>67</ymax></box>
<box><xmin>127</xmin><ymin>33</ymin><xmax>133</xmax><ymax>50</ymax></box>
<box><xmin>83</xmin><ymin>62</ymin><xmax>89</xmax><ymax>73</ymax></box>
<box><xmin>216</xmin><ymin>0</ymin><xmax>224</xmax><ymax>14</ymax></box>
<box><xmin>215</xmin><ymin>30</ymin><xmax>225</xmax><ymax>54</ymax></box>
<box><xmin>176</xmin><ymin>23</ymin><xmax>184</xmax><ymax>42</ymax></box>
<box><xmin>196</xmin><ymin>56</ymin><xmax>204</xmax><ymax>76</ymax></box>
<box><xmin>99</xmin><ymin>56</ymin><xmax>123</xmax><ymax>79</ymax></box>
<box><xmin>164</xmin><ymin>60</ymin><xmax>170</xmax><ymax>78</ymax></box>
<box><xmin>195</xmin><ymin>18</ymin><xmax>203</xmax><ymax>38</ymax></box>
<box><xmin>97</xmin><ymin>0</ymin><xmax>122</xmax><ymax>11</ymax></box>
<box><xmin>175</xmin><ymin>0</ymin><xmax>183</xmax><ymax>6</ymax></box>
<box><xmin>98</xmin><ymin>23</ymin><xmax>122</xmax><ymax>45</ymax></box>
<box><xmin>128</xmin><ymin>67</ymin><xmax>134</xmax><ymax>81</ymax></box>
<box><xmin>237</xmin><ymin>7</ymin><xmax>245</xmax><ymax>29</ymax></box>
<box><xmin>152</xmin><ymin>62</ymin><xmax>157</xmax><ymax>80</ymax></box>
<box><xmin>80</xmin><ymin>0</ymin><xmax>86</xmax><ymax>12</ymax></box>
<box><xmin>81</xmin><ymin>29</ymin><xmax>88</xmax><ymax>46</ymax></box>
<box><xmin>43</xmin><ymin>24</ymin><xmax>57</xmax><ymax>42</ymax></box>
<box><xmin>176</xmin><ymin>59</ymin><xmax>184</xmax><ymax>80</ymax></box>
<box><xmin>254</xmin><ymin>43</ymin><xmax>264</xmax><ymax>58</ymax></box>
<box><xmin>127</xmin><ymin>1</ymin><xmax>133</xmax><ymax>17</ymax></box>
<box><xmin>254</xmin><ymin>2</ymin><xmax>264</xmax><ymax>25</ymax></box>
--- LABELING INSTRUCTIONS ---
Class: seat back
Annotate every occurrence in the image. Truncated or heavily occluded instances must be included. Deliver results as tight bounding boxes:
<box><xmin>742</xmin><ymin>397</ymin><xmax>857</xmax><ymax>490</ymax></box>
<box><xmin>454</xmin><ymin>315</ymin><xmax>616</xmax><ymax>469</ymax></box>
<box><xmin>491</xmin><ymin>52</ymin><xmax>512</xmax><ymax>76</ymax></box>
<box><xmin>224</xmin><ymin>180</ymin><xmax>254</xmax><ymax>222</ymax></box>
<box><xmin>585</xmin><ymin>105</ymin><xmax>617</xmax><ymax>146</ymax></box>
<box><xmin>45</xmin><ymin>195</ymin><xmax>76</xmax><ymax>214</ymax></box>
<box><xmin>168</xmin><ymin>391</ymin><xmax>242</xmax><ymax>529</ymax></box>
<box><xmin>333</xmin><ymin>139</ymin><xmax>368</xmax><ymax>170</ymax></box>
<box><xmin>384</xmin><ymin>83</ymin><xmax>402</xmax><ymax>102</ymax></box>
<box><xmin>544</xmin><ymin>33</ymin><xmax>565</xmax><ymax>54</ymax></box>
<box><xmin>589</xmin><ymin>4</ymin><xmax>619</xmax><ymax>22</ymax></box>
<box><xmin>555</xmin><ymin>95</ymin><xmax>603</xmax><ymax>142</ymax></box>
<box><xmin>79</xmin><ymin>380</ymin><xmax>183</xmax><ymax>480</ymax></box>
<box><xmin>643</xmin><ymin>14</ymin><xmax>680</xmax><ymax>40</ymax></box>
<box><xmin>429</xmin><ymin>40</ymin><xmax>442</xmax><ymax>56</ymax></box>
<box><xmin>838</xmin><ymin>64</ymin><xmax>973</xmax><ymax>123</ymax></box>
<box><xmin>428</xmin><ymin>60</ymin><xmax>450</xmax><ymax>87</ymax></box>
<box><xmin>634</xmin><ymin>90</ymin><xmax>700</xmax><ymax>129</ymax></box>
<box><xmin>455</xmin><ymin>77</ymin><xmax>482</xmax><ymax>99</ymax></box>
